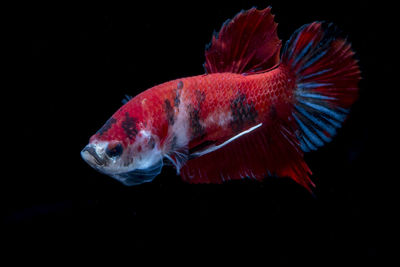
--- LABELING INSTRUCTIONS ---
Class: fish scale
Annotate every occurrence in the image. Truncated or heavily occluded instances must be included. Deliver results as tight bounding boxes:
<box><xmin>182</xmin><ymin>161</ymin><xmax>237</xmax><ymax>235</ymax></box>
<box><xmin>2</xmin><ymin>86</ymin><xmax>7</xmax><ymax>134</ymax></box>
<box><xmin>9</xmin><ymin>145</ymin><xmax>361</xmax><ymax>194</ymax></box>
<box><xmin>133</xmin><ymin>68</ymin><xmax>294</xmax><ymax>149</ymax></box>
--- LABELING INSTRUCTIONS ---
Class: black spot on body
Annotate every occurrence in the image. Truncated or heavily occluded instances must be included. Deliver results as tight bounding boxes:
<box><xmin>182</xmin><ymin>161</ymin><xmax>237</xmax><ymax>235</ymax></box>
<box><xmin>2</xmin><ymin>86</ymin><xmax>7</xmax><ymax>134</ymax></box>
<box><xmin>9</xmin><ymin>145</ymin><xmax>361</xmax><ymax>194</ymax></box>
<box><xmin>177</xmin><ymin>81</ymin><xmax>183</xmax><ymax>90</ymax></box>
<box><xmin>230</xmin><ymin>93</ymin><xmax>258</xmax><ymax>132</ymax></box>
<box><xmin>174</xmin><ymin>81</ymin><xmax>184</xmax><ymax>107</ymax></box>
<box><xmin>174</xmin><ymin>95</ymin><xmax>180</xmax><ymax>107</ymax></box>
<box><xmin>97</xmin><ymin>117</ymin><xmax>116</xmax><ymax>136</ymax></box>
<box><xmin>188</xmin><ymin>89</ymin><xmax>206</xmax><ymax>139</ymax></box>
<box><xmin>195</xmin><ymin>89</ymin><xmax>206</xmax><ymax>104</ymax></box>
<box><xmin>189</xmin><ymin>106</ymin><xmax>206</xmax><ymax>139</ymax></box>
<box><xmin>121</xmin><ymin>112</ymin><xmax>138</xmax><ymax>139</ymax></box>
<box><xmin>164</xmin><ymin>99</ymin><xmax>175</xmax><ymax>125</ymax></box>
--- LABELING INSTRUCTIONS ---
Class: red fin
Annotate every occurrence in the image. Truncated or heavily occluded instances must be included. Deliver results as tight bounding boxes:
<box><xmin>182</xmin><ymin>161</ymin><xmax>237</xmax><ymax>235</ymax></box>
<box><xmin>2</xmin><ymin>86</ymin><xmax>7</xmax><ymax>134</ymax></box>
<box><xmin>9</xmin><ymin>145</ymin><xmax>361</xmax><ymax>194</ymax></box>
<box><xmin>204</xmin><ymin>7</ymin><xmax>281</xmax><ymax>74</ymax></box>
<box><xmin>180</xmin><ymin>121</ymin><xmax>314</xmax><ymax>192</ymax></box>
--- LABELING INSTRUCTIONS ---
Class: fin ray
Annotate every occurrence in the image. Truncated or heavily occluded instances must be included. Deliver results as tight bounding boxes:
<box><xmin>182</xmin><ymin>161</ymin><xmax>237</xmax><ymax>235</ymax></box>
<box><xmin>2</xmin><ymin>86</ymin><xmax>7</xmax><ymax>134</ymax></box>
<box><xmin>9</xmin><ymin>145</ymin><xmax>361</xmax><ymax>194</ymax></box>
<box><xmin>190</xmin><ymin>123</ymin><xmax>263</xmax><ymax>158</ymax></box>
<box><xmin>204</xmin><ymin>7</ymin><xmax>281</xmax><ymax>74</ymax></box>
<box><xmin>282</xmin><ymin>22</ymin><xmax>360</xmax><ymax>151</ymax></box>
<box><xmin>180</xmin><ymin>122</ymin><xmax>314</xmax><ymax>192</ymax></box>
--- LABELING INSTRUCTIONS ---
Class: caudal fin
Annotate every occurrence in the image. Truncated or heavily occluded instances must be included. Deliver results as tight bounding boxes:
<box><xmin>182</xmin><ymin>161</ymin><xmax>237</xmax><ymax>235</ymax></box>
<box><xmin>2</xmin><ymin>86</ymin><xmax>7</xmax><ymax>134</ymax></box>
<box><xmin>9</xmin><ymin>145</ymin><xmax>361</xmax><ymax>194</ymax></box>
<box><xmin>281</xmin><ymin>22</ymin><xmax>361</xmax><ymax>152</ymax></box>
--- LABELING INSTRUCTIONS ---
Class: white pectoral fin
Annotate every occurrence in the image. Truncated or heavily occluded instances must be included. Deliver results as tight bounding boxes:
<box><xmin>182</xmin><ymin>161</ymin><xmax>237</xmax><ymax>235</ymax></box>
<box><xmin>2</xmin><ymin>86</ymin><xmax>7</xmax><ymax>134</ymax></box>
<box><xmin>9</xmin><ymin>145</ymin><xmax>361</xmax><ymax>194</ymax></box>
<box><xmin>164</xmin><ymin>146</ymin><xmax>189</xmax><ymax>174</ymax></box>
<box><xmin>190</xmin><ymin>123</ymin><xmax>263</xmax><ymax>158</ymax></box>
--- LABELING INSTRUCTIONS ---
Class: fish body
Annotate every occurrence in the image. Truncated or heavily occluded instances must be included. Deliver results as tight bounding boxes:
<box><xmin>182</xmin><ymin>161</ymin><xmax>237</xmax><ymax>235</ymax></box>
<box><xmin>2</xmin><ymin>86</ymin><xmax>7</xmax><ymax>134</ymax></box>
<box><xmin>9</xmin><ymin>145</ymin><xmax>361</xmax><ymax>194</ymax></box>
<box><xmin>105</xmin><ymin>67</ymin><xmax>293</xmax><ymax>148</ymax></box>
<box><xmin>81</xmin><ymin>7</ymin><xmax>360</xmax><ymax>191</ymax></box>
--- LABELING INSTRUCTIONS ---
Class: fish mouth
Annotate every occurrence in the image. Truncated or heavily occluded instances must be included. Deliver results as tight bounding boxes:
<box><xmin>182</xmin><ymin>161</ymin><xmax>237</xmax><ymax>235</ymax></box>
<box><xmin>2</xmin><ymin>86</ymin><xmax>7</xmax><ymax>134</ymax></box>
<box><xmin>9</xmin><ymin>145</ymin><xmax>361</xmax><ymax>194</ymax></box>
<box><xmin>81</xmin><ymin>145</ymin><xmax>106</xmax><ymax>166</ymax></box>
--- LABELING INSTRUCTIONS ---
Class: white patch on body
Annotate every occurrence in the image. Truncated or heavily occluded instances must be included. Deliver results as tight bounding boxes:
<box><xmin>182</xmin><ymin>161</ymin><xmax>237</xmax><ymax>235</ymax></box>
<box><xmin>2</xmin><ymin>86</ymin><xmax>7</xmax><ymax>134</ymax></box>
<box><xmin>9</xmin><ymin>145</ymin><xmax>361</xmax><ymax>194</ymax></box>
<box><xmin>171</xmin><ymin>94</ymin><xmax>190</xmax><ymax>149</ymax></box>
<box><xmin>163</xmin><ymin>89</ymin><xmax>191</xmax><ymax>172</ymax></box>
<box><xmin>203</xmin><ymin>110</ymin><xmax>232</xmax><ymax>128</ymax></box>
<box><xmin>130</xmin><ymin>130</ymin><xmax>163</xmax><ymax>170</ymax></box>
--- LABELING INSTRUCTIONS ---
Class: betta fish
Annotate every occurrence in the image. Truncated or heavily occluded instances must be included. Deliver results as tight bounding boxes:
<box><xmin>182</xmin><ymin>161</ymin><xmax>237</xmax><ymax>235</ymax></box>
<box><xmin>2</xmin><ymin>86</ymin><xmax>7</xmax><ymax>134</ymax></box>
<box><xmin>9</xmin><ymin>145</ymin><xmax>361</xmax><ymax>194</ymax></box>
<box><xmin>81</xmin><ymin>7</ymin><xmax>360</xmax><ymax>191</ymax></box>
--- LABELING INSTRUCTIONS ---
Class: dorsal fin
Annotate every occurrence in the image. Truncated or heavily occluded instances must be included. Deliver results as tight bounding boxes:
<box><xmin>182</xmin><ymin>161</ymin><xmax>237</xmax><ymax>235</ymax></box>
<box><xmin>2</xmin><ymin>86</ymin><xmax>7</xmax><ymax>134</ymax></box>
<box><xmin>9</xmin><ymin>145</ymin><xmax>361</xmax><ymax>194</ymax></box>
<box><xmin>204</xmin><ymin>7</ymin><xmax>281</xmax><ymax>74</ymax></box>
<box><xmin>122</xmin><ymin>94</ymin><xmax>133</xmax><ymax>104</ymax></box>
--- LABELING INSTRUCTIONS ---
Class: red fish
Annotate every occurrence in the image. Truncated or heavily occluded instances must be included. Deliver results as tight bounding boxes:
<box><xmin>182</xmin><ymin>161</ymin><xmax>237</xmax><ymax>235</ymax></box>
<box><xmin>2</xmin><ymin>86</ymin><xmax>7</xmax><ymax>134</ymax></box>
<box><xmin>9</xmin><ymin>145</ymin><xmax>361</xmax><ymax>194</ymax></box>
<box><xmin>81</xmin><ymin>7</ymin><xmax>360</xmax><ymax>191</ymax></box>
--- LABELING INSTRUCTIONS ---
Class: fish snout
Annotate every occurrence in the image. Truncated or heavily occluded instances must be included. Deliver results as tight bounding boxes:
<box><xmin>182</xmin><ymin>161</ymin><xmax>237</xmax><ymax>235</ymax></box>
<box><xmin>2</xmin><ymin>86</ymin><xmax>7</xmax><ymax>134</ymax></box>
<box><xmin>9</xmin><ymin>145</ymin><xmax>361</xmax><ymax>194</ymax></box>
<box><xmin>81</xmin><ymin>144</ymin><xmax>106</xmax><ymax>167</ymax></box>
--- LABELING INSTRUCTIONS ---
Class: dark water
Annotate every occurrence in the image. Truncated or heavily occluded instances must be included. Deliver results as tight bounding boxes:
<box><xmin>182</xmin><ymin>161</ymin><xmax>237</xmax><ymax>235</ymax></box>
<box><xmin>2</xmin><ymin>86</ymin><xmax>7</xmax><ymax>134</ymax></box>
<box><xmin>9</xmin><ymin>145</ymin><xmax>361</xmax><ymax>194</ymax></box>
<box><xmin>5</xmin><ymin>0</ymin><xmax>391</xmax><ymax>263</ymax></box>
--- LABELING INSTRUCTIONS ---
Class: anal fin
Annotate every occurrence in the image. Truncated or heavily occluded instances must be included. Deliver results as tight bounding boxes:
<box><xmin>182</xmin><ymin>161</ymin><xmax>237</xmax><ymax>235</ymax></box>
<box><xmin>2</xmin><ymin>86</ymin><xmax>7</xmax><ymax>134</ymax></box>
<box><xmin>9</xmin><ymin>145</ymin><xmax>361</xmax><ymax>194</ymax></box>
<box><xmin>180</xmin><ymin>121</ymin><xmax>314</xmax><ymax>192</ymax></box>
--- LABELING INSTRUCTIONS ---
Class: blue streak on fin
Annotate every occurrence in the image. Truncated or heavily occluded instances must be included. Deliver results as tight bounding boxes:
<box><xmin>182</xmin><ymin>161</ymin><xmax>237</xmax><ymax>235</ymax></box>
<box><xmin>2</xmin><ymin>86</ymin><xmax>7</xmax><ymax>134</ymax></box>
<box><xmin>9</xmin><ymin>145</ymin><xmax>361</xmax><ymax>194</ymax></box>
<box><xmin>300</xmin><ymin>51</ymin><xmax>328</xmax><ymax>72</ymax></box>
<box><xmin>297</xmin><ymin>82</ymin><xmax>332</xmax><ymax>89</ymax></box>
<box><xmin>292</xmin><ymin>42</ymin><xmax>313</xmax><ymax>68</ymax></box>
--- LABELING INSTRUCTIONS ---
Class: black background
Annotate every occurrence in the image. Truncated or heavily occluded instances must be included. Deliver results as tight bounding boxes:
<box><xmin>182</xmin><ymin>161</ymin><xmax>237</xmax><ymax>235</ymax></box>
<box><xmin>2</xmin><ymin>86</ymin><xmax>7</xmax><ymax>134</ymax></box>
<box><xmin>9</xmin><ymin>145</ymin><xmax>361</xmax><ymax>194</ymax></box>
<box><xmin>5</xmin><ymin>0</ymin><xmax>391</xmax><ymax>263</ymax></box>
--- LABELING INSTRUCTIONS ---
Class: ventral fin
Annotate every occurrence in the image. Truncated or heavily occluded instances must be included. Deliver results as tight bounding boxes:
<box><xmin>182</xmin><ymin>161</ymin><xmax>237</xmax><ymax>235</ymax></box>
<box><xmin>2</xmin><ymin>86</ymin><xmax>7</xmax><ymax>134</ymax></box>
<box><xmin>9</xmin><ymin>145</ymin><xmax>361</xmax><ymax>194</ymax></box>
<box><xmin>204</xmin><ymin>7</ymin><xmax>281</xmax><ymax>74</ymax></box>
<box><xmin>190</xmin><ymin>123</ymin><xmax>263</xmax><ymax>158</ymax></box>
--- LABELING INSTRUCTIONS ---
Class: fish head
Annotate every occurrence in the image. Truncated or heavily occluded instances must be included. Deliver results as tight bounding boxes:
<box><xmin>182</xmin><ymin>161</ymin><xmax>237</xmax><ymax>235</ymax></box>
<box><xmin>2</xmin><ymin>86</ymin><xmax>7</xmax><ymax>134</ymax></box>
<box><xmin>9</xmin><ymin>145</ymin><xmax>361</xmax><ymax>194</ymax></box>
<box><xmin>81</xmin><ymin>111</ymin><xmax>164</xmax><ymax>186</ymax></box>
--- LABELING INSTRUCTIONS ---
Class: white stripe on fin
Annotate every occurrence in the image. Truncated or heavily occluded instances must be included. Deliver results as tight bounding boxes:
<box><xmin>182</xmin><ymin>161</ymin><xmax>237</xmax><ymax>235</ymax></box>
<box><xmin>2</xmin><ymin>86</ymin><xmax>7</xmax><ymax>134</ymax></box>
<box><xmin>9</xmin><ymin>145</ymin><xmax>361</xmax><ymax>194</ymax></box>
<box><xmin>191</xmin><ymin>123</ymin><xmax>263</xmax><ymax>158</ymax></box>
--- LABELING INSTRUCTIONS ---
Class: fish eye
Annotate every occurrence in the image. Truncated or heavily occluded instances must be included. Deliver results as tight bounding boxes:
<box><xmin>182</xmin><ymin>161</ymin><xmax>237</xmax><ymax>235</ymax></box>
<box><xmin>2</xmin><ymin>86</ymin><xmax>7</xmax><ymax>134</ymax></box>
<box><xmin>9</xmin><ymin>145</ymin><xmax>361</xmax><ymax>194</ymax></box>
<box><xmin>105</xmin><ymin>143</ymin><xmax>123</xmax><ymax>158</ymax></box>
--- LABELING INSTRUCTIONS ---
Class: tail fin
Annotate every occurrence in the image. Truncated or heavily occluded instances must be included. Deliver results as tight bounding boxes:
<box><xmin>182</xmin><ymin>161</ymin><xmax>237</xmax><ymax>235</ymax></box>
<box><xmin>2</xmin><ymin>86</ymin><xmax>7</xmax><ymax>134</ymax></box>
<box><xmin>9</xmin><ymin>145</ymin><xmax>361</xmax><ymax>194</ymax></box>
<box><xmin>281</xmin><ymin>22</ymin><xmax>361</xmax><ymax>152</ymax></box>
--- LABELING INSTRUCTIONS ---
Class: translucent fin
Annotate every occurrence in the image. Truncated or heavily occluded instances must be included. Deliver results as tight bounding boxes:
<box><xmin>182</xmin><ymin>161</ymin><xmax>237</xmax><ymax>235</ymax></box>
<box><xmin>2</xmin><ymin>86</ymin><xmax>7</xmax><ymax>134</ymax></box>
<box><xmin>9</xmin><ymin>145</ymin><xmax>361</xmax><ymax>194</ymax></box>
<box><xmin>112</xmin><ymin>160</ymin><xmax>163</xmax><ymax>186</ymax></box>
<box><xmin>164</xmin><ymin>146</ymin><xmax>188</xmax><ymax>175</ymax></box>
